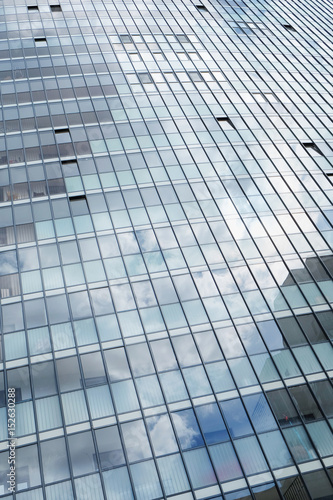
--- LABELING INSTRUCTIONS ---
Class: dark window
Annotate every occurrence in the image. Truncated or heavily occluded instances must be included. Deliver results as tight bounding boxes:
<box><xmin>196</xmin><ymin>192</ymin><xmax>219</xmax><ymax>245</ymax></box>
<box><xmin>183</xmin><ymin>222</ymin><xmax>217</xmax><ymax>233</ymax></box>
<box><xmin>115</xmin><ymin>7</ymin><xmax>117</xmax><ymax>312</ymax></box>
<box><xmin>303</xmin><ymin>142</ymin><xmax>323</xmax><ymax>155</ymax></box>
<box><xmin>216</xmin><ymin>117</ymin><xmax>235</xmax><ymax>129</ymax></box>
<box><xmin>28</xmin><ymin>6</ymin><xmax>39</xmax><ymax>11</ymax></box>
<box><xmin>50</xmin><ymin>5</ymin><xmax>62</xmax><ymax>12</ymax></box>
<box><xmin>283</xmin><ymin>25</ymin><xmax>296</xmax><ymax>32</ymax></box>
<box><xmin>196</xmin><ymin>5</ymin><xmax>208</xmax><ymax>11</ymax></box>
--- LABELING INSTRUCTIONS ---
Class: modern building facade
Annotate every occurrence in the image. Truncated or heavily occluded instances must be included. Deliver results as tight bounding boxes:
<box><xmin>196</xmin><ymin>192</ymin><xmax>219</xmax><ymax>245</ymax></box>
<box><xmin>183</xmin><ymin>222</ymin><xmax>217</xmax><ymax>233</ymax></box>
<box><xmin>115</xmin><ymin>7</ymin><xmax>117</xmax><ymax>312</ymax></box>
<box><xmin>0</xmin><ymin>0</ymin><xmax>333</xmax><ymax>498</ymax></box>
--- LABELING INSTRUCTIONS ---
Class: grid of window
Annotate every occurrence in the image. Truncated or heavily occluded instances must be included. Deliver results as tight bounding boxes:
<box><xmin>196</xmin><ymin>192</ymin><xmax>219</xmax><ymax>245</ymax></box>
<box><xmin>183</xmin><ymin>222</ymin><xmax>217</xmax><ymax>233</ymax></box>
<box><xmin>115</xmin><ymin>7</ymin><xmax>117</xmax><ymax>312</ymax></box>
<box><xmin>0</xmin><ymin>0</ymin><xmax>333</xmax><ymax>498</ymax></box>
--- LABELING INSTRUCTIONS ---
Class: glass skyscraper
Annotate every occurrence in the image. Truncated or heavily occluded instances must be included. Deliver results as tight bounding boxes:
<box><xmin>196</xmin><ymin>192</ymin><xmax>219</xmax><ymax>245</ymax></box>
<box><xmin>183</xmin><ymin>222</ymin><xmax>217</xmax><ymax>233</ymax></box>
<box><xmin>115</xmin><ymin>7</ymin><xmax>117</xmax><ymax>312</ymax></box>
<box><xmin>0</xmin><ymin>0</ymin><xmax>332</xmax><ymax>498</ymax></box>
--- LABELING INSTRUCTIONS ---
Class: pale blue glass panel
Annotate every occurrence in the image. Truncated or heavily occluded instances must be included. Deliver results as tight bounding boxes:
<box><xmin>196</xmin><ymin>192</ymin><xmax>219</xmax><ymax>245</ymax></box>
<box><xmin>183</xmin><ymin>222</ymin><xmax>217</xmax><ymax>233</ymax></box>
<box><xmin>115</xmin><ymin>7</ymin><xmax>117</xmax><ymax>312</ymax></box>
<box><xmin>221</xmin><ymin>399</ymin><xmax>253</xmax><ymax>438</ymax></box>
<box><xmin>83</xmin><ymin>260</ymin><xmax>106</xmax><ymax>282</ymax></box>
<box><xmin>183</xmin><ymin>366</ymin><xmax>212</xmax><ymax>397</ymax></box>
<box><xmin>313</xmin><ymin>343</ymin><xmax>333</xmax><ymax>370</ymax></box>
<box><xmin>111</xmin><ymin>380</ymin><xmax>140</xmax><ymax>413</ymax></box>
<box><xmin>281</xmin><ymin>285</ymin><xmax>307</xmax><ymax>309</ymax></box>
<box><xmin>300</xmin><ymin>283</ymin><xmax>326</xmax><ymax>306</ymax></box>
<box><xmin>35</xmin><ymin>221</ymin><xmax>55</xmax><ymax>239</ymax></box>
<box><xmin>259</xmin><ymin>431</ymin><xmax>294</xmax><ymax>469</ymax></box>
<box><xmin>159</xmin><ymin>371</ymin><xmax>189</xmax><ymax>403</ymax></box>
<box><xmin>68</xmin><ymin>431</ymin><xmax>97</xmax><ymax>476</ymax></box>
<box><xmin>42</xmin><ymin>267</ymin><xmax>64</xmax><ymax>290</ymax></box>
<box><xmin>4</xmin><ymin>331</ymin><xmax>27</xmax><ymax>360</ymax></box>
<box><xmin>122</xmin><ymin>420</ymin><xmax>152</xmax><ymax>462</ymax></box>
<box><xmin>243</xmin><ymin>290</ymin><xmax>269</xmax><ymax>314</ymax></box>
<box><xmin>54</xmin><ymin>218</ymin><xmax>75</xmax><ymax>237</ymax></box>
<box><xmin>306</xmin><ymin>421</ymin><xmax>333</xmax><ymax>457</ymax></box>
<box><xmin>182</xmin><ymin>299</ymin><xmax>209</xmax><ymax>326</ymax></box>
<box><xmin>140</xmin><ymin>307</ymin><xmax>165</xmax><ymax>333</ymax></box>
<box><xmin>318</xmin><ymin>281</ymin><xmax>333</xmax><ymax>302</ymax></box>
<box><xmin>283</xmin><ymin>426</ymin><xmax>317</xmax><ymax>463</ymax></box>
<box><xmin>157</xmin><ymin>454</ymin><xmax>190</xmax><ymax>496</ymax></box>
<box><xmin>206</xmin><ymin>361</ymin><xmax>235</xmax><ymax>393</ymax></box>
<box><xmin>111</xmin><ymin>210</ymin><xmax>131</xmax><ymax>228</ymax></box>
<box><xmin>92</xmin><ymin>212</ymin><xmax>113</xmax><ymax>231</ymax></box>
<box><xmin>147</xmin><ymin>414</ymin><xmax>178</xmax><ymax>456</ymax></box>
<box><xmin>224</xmin><ymin>293</ymin><xmax>249</xmax><ymax>318</ymax></box>
<box><xmin>0</xmin><ymin>408</ymin><xmax>7</xmax><ymax>440</ymax></box>
<box><xmin>292</xmin><ymin>346</ymin><xmax>322</xmax><ymax>374</ymax></box>
<box><xmin>244</xmin><ymin>393</ymin><xmax>278</xmax><ymax>433</ymax></box>
<box><xmin>263</xmin><ymin>288</ymin><xmax>289</xmax><ymax>312</ymax></box>
<box><xmin>21</xmin><ymin>270</ymin><xmax>42</xmax><ymax>293</ymax></box>
<box><xmin>124</xmin><ymin>254</ymin><xmax>146</xmax><ymax>276</ymax></box>
<box><xmin>143</xmin><ymin>251</ymin><xmax>167</xmax><ymax>273</ymax></box>
<box><xmin>250</xmin><ymin>353</ymin><xmax>280</xmax><ymax>383</ymax></box>
<box><xmin>75</xmin><ymin>474</ymin><xmax>104</xmax><ymax>500</ymax></box>
<box><xmin>163</xmin><ymin>249</ymin><xmax>186</xmax><ymax>269</ymax></box>
<box><xmin>73</xmin><ymin>215</ymin><xmax>94</xmax><ymax>234</ymax></box>
<box><xmin>27</xmin><ymin>326</ymin><xmax>51</xmax><ymax>355</ymax></box>
<box><xmin>73</xmin><ymin>318</ymin><xmax>98</xmax><ymax>345</ymax></box>
<box><xmin>209</xmin><ymin>442</ymin><xmax>243</xmax><ymax>482</ymax></box>
<box><xmin>118</xmin><ymin>310</ymin><xmax>143</xmax><ymax>337</ymax></box>
<box><xmin>41</xmin><ymin>437</ymin><xmax>70</xmax><ymax>483</ymax></box>
<box><xmin>161</xmin><ymin>303</ymin><xmax>187</xmax><ymax>329</ymax></box>
<box><xmin>203</xmin><ymin>296</ymin><xmax>229</xmax><ymax>321</ymax></box>
<box><xmin>130</xmin><ymin>460</ymin><xmax>163</xmax><ymax>500</ymax></box>
<box><xmin>50</xmin><ymin>323</ymin><xmax>75</xmax><ymax>350</ymax></box>
<box><xmin>172</xmin><ymin>409</ymin><xmax>204</xmax><ymax>450</ymax></box>
<box><xmin>35</xmin><ymin>396</ymin><xmax>62</xmax><ymax>431</ymax></box>
<box><xmin>16</xmin><ymin>444</ymin><xmax>41</xmax><ymax>490</ymax></box>
<box><xmin>103</xmin><ymin>467</ymin><xmax>134</xmax><ymax>500</ymax></box>
<box><xmin>183</xmin><ymin>448</ymin><xmax>217</xmax><ymax>489</ymax></box>
<box><xmin>61</xmin><ymin>390</ymin><xmax>89</xmax><ymax>425</ymax></box>
<box><xmin>63</xmin><ymin>263</ymin><xmax>85</xmax><ymax>286</ymax></box>
<box><xmin>196</xmin><ymin>403</ymin><xmax>228</xmax><ymax>444</ymax></box>
<box><xmin>16</xmin><ymin>489</ymin><xmax>43</xmax><ymax>500</ymax></box>
<box><xmin>104</xmin><ymin>257</ymin><xmax>127</xmax><ymax>279</ymax></box>
<box><xmin>86</xmin><ymin>385</ymin><xmax>114</xmax><ymax>419</ymax></box>
<box><xmin>96</xmin><ymin>315</ymin><xmax>121</xmax><ymax>341</ymax></box>
<box><xmin>16</xmin><ymin>402</ymin><xmax>35</xmax><ymax>436</ymax></box>
<box><xmin>272</xmin><ymin>350</ymin><xmax>302</xmax><ymax>378</ymax></box>
<box><xmin>129</xmin><ymin>208</ymin><xmax>150</xmax><ymax>226</ymax></box>
<box><xmin>234</xmin><ymin>436</ymin><xmax>268</xmax><ymax>475</ymax></box>
<box><xmin>229</xmin><ymin>357</ymin><xmax>257</xmax><ymax>387</ymax></box>
<box><xmin>135</xmin><ymin>375</ymin><xmax>164</xmax><ymax>407</ymax></box>
<box><xmin>45</xmin><ymin>481</ymin><xmax>74</xmax><ymax>500</ymax></box>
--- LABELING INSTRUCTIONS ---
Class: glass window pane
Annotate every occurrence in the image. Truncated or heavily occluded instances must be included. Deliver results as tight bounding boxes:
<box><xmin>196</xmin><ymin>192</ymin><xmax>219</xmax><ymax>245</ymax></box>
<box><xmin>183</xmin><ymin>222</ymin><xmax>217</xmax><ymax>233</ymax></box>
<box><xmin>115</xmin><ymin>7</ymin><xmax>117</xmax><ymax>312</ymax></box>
<box><xmin>103</xmin><ymin>467</ymin><xmax>134</xmax><ymax>500</ymax></box>
<box><xmin>243</xmin><ymin>393</ymin><xmax>278</xmax><ymax>433</ymax></box>
<box><xmin>157</xmin><ymin>454</ymin><xmax>190</xmax><ymax>496</ymax></box>
<box><xmin>172</xmin><ymin>409</ymin><xmax>204</xmax><ymax>450</ymax></box>
<box><xmin>234</xmin><ymin>436</ymin><xmax>268</xmax><ymax>475</ymax></box>
<box><xmin>258</xmin><ymin>430</ymin><xmax>294</xmax><ymax>469</ymax></box>
<box><xmin>147</xmin><ymin>414</ymin><xmax>178</xmax><ymax>456</ymax></box>
<box><xmin>121</xmin><ymin>420</ymin><xmax>152</xmax><ymax>462</ymax></box>
<box><xmin>196</xmin><ymin>403</ymin><xmax>228</xmax><ymax>444</ymax></box>
<box><xmin>283</xmin><ymin>426</ymin><xmax>317</xmax><ymax>463</ymax></box>
<box><xmin>41</xmin><ymin>437</ymin><xmax>70</xmax><ymax>483</ymax></box>
<box><xmin>220</xmin><ymin>399</ymin><xmax>253</xmax><ymax>438</ymax></box>
<box><xmin>95</xmin><ymin>426</ymin><xmax>125</xmax><ymax>469</ymax></box>
<box><xmin>183</xmin><ymin>448</ymin><xmax>217</xmax><ymax>489</ymax></box>
<box><xmin>68</xmin><ymin>431</ymin><xmax>97</xmax><ymax>476</ymax></box>
<box><xmin>209</xmin><ymin>441</ymin><xmax>243</xmax><ymax>482</ymax></box>
<box><xmin>130</xmin><ymin>460</ymin><xmax>163</xmax><ymax>500</ymax></box>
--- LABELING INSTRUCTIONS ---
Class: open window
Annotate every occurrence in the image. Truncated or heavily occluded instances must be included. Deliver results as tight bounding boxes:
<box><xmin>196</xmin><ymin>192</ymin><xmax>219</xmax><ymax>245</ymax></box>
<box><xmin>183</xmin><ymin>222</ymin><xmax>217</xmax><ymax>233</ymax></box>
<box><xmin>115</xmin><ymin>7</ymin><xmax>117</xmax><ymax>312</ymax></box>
<box><xmin>216</xmin><ymin>117</ymin><xmax>235</xmax><ymax>130</ymax></box>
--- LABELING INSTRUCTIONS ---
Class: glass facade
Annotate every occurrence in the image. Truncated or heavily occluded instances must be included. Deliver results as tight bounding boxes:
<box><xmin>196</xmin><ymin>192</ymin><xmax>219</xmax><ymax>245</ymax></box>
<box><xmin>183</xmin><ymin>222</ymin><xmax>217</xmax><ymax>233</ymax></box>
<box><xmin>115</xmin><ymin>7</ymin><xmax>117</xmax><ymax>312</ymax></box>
<box><xmin>0</xmin><ymin>0</ymin><xmax>332</xmax><ymax>498</ymax></box>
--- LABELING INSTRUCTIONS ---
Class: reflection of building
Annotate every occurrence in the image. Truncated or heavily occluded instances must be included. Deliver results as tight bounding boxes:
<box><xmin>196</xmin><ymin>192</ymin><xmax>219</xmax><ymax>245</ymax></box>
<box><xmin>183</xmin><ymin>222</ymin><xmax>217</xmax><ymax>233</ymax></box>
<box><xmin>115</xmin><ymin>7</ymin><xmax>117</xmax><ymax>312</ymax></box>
<box><xmin>0</xmin><ymin>0</ymin><xmax>333</xmax><ymax>498</ymax></box>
